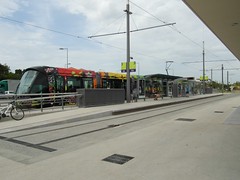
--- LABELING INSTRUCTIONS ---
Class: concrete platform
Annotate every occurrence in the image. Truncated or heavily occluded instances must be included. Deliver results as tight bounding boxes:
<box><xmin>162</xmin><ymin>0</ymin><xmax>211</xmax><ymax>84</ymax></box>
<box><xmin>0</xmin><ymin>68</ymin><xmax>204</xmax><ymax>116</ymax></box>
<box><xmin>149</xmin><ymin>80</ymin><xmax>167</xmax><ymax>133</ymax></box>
<box><xmin>0</xmin><ymin>94</ymin><xmax>223</xmax><ymax>131</ymax></box>
<box><xmin>0</xmin><ymin>93</ymin><xmax>240</xmax><ymax>180</ymax></box>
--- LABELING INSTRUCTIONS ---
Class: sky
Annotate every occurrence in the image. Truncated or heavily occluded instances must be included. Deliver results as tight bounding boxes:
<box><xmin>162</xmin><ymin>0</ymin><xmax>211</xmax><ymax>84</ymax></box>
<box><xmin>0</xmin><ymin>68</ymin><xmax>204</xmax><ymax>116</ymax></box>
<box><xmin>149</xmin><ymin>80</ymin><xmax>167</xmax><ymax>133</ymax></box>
<box><xmin>0</xmin><ymin>0</ymin><xmax>239</xmax><ymax>83</ymax></box>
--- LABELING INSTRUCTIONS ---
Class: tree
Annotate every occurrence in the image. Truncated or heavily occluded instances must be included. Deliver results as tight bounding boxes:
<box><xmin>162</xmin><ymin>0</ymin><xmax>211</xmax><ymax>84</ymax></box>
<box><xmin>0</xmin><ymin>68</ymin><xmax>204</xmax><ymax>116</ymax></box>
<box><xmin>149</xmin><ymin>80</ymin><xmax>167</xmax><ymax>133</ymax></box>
<box><xmin>0</xmin><ymin>63</ymin><xmax>10</xmax><ymax>80</ymax></box>
<box><xmin>0</xmin><ymin>64</ymin><xmax>22</xmax><ymax>80</ymax></box>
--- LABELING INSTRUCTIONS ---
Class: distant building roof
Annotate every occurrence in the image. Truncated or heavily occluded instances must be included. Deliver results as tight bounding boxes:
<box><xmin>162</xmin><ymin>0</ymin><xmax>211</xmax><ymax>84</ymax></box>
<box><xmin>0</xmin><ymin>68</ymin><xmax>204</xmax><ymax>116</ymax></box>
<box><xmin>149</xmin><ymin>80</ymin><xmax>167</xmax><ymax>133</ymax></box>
<box><xmin>144</xmin><ymin>74</ymin><xmax>182</xmax><ymax>80</ymax></box>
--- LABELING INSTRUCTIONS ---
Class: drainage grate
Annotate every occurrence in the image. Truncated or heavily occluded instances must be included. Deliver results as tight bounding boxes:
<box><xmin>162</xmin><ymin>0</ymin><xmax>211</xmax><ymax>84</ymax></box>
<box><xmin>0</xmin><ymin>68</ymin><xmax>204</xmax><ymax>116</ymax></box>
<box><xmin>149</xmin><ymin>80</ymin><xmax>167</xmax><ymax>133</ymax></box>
<box><xmin>214</xmin><ymin>111</ymin><xmax>224</xmax><ymax>113</ymax></box>
<box><xmin>176</xmin><ymin>118</ymin><xmax>196</xmax><ymax>122</ymax></box>
<box><xmin>102</xmin><ymin>154</ymin><xmax>134</xmax><ymax>165</ymax></box>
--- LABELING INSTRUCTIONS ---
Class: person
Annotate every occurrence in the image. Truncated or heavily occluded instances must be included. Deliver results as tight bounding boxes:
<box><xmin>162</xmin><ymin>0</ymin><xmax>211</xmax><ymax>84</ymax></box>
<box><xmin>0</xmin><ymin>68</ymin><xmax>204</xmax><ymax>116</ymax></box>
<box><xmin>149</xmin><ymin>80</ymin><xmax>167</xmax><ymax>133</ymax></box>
<box><xmin>154</xmin><ymin>93</ymin><xmax>160</xmax><ymax>100</ymax></box>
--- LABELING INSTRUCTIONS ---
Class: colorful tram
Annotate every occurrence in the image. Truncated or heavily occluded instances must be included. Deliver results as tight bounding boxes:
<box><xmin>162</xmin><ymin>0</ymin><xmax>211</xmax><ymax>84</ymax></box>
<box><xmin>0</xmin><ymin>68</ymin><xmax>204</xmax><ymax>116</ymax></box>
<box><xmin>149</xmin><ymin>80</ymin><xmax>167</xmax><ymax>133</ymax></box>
<box><xmin>17</xmin><ymin>66</ymin><xmax>95</xmax><ymax>94</ymax></box>
<box><xmin>16</xmin><ymin>66</ymin><xmax>186</xmax><ymax>100</ymax></box>
<box><xmin>16</xmin><ymin>66</ymin><xmax>139</xmax><ymax>95</ymax></box>
<box><xmin>96</xmin><ymin>71</ymin><xmax>127</xmax><ymax>89</ymax></box>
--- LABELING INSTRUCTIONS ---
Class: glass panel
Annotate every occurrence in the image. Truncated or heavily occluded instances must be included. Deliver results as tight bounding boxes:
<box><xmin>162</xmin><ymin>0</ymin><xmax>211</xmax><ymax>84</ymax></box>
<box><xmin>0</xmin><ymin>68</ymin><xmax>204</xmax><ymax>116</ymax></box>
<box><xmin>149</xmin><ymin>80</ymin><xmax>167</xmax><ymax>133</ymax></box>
<box><xmin>102</xmin><ymin>80</ymin><xmax>108</xmax><ymax>88</ymax></box>
<box><xmin>83</xmin><ymin>78</ymin><xmax>93</xmax><ymax>88</ymax></box>
<box><xmin>30</xmin><ymin>74</ymin><xmax>48</xmax><ymax>93</ymax></box>
<box><xmin>67</xmin><ymin>77</ymin><xmax>81</xmax><ymax>92</ymax></box>
<box><xmin>16</xmin><ymin>70</ymin><xmax>38</xmax><ymax>94</ymax></box>
<box><xmin>56</xmin><ymin>76</ymin><xmax>64</xmax><ymax>93</ymax></box>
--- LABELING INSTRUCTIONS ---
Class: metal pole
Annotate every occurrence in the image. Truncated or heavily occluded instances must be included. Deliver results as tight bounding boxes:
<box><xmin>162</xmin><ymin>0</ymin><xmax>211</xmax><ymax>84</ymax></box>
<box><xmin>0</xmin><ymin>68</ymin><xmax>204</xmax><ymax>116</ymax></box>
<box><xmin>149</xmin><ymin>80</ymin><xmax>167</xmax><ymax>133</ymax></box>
<box><xmin>59</xmin><ymin>48</ymin><xmax>69</xmax><ymax>68</ymax></box>
<box><xmin>125</xmin><ymin>0</ymin><xmax>131</xmax><ymax>103</ymax></box>
<box><xmin>211</xmin><ymin>69</ymin><xmax>213</xmax><ymax>82</ymax></box>
<box><xmin>137</xmin><ymin>62</ymin><xmax>140</xmax><ymax>100</ymax></box>
<box><xmin>61</xmin><ymin>95</ymin><xmax>64</xmax><ymax>110</ymax></box>
<box><xmin>202</xmin><ymin>41</ymin><xmax>205</xmax><ymax>94</ymax></box>
<box><xmin>66</xmin><ymin>48</ymin><xmax>69</xmax><ymax>68</ymax></box>
<box><xmin>222</xmin><ymin>64</ymin><xmax>224</xmax><ymax>93</ymax></box>
<box><xmin>227</xmin><ymin>71</ymin><xmax>229</xmax><ymax>90</ymax></box>
<box><xmin>165</xmin><ymin>61</ymin><xmax>173</xmax><ymax>75</ymax></box>
<box><xmin>40</xmin><ymin>93</ymin><xmax>43</xmax><ymax>112</ymax></box>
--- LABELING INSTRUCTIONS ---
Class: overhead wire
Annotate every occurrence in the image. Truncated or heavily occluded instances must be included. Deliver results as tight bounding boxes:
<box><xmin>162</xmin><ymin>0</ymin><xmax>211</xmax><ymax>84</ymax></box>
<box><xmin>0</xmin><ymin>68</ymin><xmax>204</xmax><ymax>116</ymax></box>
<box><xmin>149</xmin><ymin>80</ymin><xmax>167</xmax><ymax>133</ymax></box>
<box><xmin>90</xmin><ymin>13</ymin><xmax>126</xmax><ymax>37</ymax></box>
<box><xmin>0</xmin><ymin>7</ymin><xmax>194</xmax><ymax>66</ymax></box>
<box><xmin>130</xmin><ymin>0</ymin><xmax>240</xmax><ymax>80</ymax></box>
<box><xmin>131</xmin><ymin>14</ymin><xmax>139</xmax><ymax>31</ymax></box>
<box><xmin>129</xmin><ymin>0</ymin><xmax>232</xmax><ymax>60</ymax></box>
<box><xmin>0</xmin><ymin>16</ymin><xmax>86</xmax><ymax>40</ymax></box>
<box><xmin>0</xmin><ymin>15</ymin><xmax>127</xmax><ymax>52</ymax></box>
<box><xmin>0</xmin><ymin>4</ymin><xmax>238</xmax><ymax>78</ymax></box>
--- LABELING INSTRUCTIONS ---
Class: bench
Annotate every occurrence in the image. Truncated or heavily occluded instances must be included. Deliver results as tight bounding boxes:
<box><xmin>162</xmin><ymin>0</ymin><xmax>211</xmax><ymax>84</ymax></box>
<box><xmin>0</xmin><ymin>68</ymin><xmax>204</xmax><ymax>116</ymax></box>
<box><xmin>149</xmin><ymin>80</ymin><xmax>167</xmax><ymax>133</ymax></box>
<box><xmin>131</xmin><ymin>94</ymin><xmax>146</xmax><ymax>102</ymax></box>
<box><xmin>138</xmin><ymin>95</ymin><xmax>146</xmax><ymax>101</ymax></box>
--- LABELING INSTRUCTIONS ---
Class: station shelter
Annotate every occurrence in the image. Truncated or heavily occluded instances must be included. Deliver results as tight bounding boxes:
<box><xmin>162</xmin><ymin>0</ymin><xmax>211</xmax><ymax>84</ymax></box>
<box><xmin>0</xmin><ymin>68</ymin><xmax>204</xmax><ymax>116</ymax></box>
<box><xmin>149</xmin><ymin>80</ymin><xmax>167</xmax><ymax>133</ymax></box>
<box><xmin>144</xmin><ymin>74</ymin><xmax>181</xmax><ymax>98</ymax></box>
<box><xmin>172</xmin><ymin>77</ymin><xmax>203</xmax><ymax>97</ymax></box>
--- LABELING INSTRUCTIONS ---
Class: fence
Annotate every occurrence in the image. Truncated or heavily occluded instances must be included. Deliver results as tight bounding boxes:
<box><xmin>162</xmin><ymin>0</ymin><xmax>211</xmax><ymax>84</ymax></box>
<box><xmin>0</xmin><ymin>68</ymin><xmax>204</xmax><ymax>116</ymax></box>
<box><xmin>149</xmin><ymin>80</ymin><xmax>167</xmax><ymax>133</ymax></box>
<box><xmin>0</xmin><ymin>93</ymin><xmax>81</xmax><ymax>114</ymax></box>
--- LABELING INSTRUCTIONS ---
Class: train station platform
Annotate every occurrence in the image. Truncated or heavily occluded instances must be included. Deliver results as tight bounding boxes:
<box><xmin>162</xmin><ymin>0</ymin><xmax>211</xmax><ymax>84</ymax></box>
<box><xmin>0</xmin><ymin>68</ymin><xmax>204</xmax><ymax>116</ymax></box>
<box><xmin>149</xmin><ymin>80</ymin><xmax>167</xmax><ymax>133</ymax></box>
<box><xmin>0</xmin><ymin>93</ymin><xmax>223</xmax><ymax>132</ymax></box>
<box><xmin>0</xmin><ymin>93</ymin><xmax>240</xmax><ymax>180</ymax></box>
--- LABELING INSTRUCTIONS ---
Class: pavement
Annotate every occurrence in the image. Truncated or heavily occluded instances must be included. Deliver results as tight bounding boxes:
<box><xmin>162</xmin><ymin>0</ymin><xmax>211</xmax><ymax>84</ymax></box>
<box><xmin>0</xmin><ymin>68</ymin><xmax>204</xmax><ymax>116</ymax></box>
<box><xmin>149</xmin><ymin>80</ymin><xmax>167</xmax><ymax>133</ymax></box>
<box><xmin>1</xmin><ymin>93</ymin><xmax>240</xmax><ymax>180</ymax></box>
<box><xmin>0</xmin><ymin>93</ymin><xmax>223</xmax><ymax>131</ymax></box>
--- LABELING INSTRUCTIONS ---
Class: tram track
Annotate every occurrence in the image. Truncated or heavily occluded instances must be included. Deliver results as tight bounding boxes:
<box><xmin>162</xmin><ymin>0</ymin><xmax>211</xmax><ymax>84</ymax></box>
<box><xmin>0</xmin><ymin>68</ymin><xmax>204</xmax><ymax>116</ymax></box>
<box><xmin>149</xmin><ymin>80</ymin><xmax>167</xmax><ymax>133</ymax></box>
<box><xmin>0</xmin><ymin>94</ymin><xmax>238</xmax><ymax>164</ymax></box>
<box><xmin>0</xmin><ymin>94</ymin><xmax>230</xmax><ymax>145</ymax></box>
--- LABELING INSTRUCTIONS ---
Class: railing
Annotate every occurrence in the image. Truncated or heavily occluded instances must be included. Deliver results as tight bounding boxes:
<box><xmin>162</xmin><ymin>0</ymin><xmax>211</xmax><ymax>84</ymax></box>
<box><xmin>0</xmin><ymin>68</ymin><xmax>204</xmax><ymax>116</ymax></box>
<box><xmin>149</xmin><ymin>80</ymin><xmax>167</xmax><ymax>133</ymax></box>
<box><xmin>0</xmin><ymin>93</ymin><xmax>82</xmax><ymax>113</ymax></box>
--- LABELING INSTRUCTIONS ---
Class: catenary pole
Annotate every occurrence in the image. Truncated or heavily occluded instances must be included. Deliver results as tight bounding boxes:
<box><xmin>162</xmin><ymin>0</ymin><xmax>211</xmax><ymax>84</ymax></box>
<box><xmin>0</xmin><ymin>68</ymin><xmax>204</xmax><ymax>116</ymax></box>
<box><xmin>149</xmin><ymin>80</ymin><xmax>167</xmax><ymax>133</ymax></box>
<box><xmin>125</xmin><ymin>0</ymin><xmax>131</xmax><ymax>103</ymax></box>
<box><xmin>222</xmin><ymin>64</ymin><xmax>224</xmax><ymax>93</ymax></box>
<box><xmin>202</xmin><ymin>41</ymin><xmax>205</xmax><ymax>94</ymax></box>
<box><xmin>89</xmin><ymin>1</ymin><xmax>175</xmax><ymax>102</ymax></box>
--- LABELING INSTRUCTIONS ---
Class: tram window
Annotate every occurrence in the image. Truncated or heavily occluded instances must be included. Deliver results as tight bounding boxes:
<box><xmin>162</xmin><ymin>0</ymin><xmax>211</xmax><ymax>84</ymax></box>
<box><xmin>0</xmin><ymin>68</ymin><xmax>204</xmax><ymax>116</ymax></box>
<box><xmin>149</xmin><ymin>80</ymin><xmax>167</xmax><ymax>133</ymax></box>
<box><xmin>31</xmin><ymin>75</ymin><xmax>48</xmax><ymax>93</ymax></box>
<box><xmin>83</xmin><ymin>78</ymin><xmax>93</xmax><ymax>88</ymax></box>
<box><xmin>67</xmin><ymin>77</ymin><xmax>81</xmax><ymax>92</ymax></box>
<box><xmin>112</xmin><ymin>79</ymin><xmax>122</xmax><ymax>88</ymax></box>
<box><xmin>56</xmin><ymin>76</ymin><xmax>64</xmax><ymax>93</ymax></box>
<box><xmin>102</xmin><ymin>80</ymin><xmax>108</xmax><ymax>88</ymax></box>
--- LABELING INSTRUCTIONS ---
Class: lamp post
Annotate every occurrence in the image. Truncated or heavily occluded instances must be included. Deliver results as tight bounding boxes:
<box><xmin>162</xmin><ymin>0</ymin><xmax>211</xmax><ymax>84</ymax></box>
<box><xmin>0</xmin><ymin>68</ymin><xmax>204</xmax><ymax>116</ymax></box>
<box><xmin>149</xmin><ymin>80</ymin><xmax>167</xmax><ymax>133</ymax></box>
<box><xmin>59</xmin><ymin>48</ymin><xmax>69</xmax><ymax>68</ymax></box>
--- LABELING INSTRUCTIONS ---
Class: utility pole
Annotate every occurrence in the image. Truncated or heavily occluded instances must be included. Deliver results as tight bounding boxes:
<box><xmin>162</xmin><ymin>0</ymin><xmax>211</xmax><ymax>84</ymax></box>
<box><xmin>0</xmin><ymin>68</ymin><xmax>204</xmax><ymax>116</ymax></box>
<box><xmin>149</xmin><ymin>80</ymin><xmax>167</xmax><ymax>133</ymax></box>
<box><xmin>222</xmin><ymin>64</ymin><xmax>224</xmax><ymax>93</ymax></box>
<box><xmin>227</xmin><ymin>71</ymin><xmax>229</xmax><ymax>89</ymax></box>
<box><xmin>211</xmin><ymin>69</ymin><xmax>213</xmax><ymax>82</ymax></box>
<box><xmin>124</xmin><ymin>0</ymin><xmax>132</xmax><ymax>103</ymax></box>
<box><xmin>202</xmin><ymin>41</ymin><xmax>205</xmax><ymax>94</ymax></box>
<box><xmin>89</xmin><ymin>1</ymin><xmax>175</xmax><ymax>102</ymax></box>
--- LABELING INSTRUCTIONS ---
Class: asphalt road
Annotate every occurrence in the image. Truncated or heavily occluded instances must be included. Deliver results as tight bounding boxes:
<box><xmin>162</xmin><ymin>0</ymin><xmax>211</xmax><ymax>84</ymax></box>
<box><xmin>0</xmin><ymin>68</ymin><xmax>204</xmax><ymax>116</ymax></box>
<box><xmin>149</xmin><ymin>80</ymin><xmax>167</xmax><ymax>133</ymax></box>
<box><xmin>0</xmin><ymin>94</ymin><xmax>240</xmax><ymax>180</ymax></box>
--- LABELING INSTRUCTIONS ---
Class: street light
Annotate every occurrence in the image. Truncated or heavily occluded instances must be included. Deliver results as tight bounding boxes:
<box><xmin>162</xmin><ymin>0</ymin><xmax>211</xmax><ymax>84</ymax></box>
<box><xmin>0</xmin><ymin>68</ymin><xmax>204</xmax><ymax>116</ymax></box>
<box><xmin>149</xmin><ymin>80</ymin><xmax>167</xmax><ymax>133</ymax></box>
<box><xmin>59</xmin><ymin>48</ymin><xmax>69</xmax><ymax>68</ymax></box>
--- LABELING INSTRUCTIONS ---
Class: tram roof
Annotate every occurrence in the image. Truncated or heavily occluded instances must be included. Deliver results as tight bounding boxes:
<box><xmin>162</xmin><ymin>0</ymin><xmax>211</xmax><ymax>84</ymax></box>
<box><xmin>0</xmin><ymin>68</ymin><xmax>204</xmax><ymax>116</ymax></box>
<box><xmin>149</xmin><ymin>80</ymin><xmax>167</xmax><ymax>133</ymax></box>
<box><xmin>144</xmin><ymin>74</ymin><xmax>182</xmax><ymax>80</ymax></box>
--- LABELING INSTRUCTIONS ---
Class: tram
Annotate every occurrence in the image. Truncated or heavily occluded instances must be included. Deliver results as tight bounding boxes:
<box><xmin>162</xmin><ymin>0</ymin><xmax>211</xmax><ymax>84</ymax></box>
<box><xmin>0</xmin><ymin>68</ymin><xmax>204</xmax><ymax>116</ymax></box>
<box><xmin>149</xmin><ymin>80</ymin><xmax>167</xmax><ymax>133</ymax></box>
<box><xmin>16</xmin><ymin>66</ymin><xmax>143</xmax><ymax>95</ymax></box>
<box><xmin>16</xmin><ymin>66</ymin><xmax>96</xmax><ymax>94</ymax></box>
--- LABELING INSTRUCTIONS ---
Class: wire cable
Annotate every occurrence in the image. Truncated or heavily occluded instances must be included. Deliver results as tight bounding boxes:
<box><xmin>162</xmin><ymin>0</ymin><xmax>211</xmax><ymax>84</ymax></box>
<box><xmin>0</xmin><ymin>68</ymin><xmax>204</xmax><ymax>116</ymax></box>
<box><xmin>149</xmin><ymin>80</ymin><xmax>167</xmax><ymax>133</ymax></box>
<box><xmin>0</xmin><ymin>16</ymin><xmax>86</xmax><ymax>40</ymax></box>
<box><xmin>129</xmin><ymin>0</ymin><xmax>223</xmax><ymax>59</ymax></box>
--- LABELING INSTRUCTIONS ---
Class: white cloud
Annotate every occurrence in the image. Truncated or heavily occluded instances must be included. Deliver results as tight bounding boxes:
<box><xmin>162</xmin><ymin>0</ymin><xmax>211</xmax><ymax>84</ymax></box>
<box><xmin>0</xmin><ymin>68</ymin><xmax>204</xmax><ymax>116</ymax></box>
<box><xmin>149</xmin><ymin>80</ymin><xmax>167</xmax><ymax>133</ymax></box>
<box><xmin>54</xmin><ymin>0</ymin><xmax>122</xmax><ymax>22</ymax></box>
<box><xmin>0</xmin><ymin>0</ymin><xmax>238</xmax><ymax>83</ymax></box>
<box><xmin>0</xmin><ymin>0</ymin><xmax>23</xmax><ymax>16</ymax></box>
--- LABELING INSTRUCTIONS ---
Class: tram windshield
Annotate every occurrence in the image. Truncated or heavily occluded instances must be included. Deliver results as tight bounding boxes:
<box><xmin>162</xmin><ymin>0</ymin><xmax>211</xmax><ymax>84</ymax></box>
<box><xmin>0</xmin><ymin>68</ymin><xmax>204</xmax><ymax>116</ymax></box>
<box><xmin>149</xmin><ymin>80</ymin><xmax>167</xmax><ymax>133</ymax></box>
<box><xmin>16</xmin><ymin>70</ymin><xmax>48</xmax><ymax>94</ymax></box>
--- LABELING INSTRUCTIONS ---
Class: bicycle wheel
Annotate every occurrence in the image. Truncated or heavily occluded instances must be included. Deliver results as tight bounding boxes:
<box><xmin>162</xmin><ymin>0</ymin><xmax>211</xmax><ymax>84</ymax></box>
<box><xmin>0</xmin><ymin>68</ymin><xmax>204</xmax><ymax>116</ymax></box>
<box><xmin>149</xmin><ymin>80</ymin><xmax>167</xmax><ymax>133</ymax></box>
<box><xmin>10</xmin><ymin>106</ymin><xmax>24</xmax><ymax>120</ymax></box>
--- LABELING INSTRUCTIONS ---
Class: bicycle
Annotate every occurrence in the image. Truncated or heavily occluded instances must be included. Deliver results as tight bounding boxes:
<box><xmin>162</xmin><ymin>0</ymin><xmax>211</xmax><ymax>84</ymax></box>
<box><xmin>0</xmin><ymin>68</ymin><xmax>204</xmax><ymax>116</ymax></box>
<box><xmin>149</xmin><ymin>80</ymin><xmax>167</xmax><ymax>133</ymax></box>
<box><xmin>0</xmin><ymin>101</ymin><xmax>24</xmax><ymax>121</ymax></box>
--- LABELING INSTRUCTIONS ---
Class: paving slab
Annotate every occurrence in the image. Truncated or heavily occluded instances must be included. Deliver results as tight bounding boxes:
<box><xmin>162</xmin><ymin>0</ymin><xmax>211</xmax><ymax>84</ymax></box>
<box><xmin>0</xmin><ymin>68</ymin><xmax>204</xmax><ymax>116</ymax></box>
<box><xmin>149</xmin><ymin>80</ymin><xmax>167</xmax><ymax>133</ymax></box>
<box><xmin>0</xmin><ymin>94</ymin><xmax>223</xmax><ymax>132</ymax></box>
<box><xmin>0</xmin><ymin>93</ymin><xmax>239</xmax><ymax>180</ymax></box>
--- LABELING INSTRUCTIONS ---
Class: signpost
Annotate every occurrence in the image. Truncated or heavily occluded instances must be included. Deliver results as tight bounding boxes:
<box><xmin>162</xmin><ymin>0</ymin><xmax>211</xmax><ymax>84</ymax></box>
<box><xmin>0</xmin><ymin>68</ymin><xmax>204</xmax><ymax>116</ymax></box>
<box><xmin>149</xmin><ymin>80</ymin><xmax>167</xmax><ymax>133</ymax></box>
<box><xmin>121</xmin><ymin>61</ymin><xmax>136</xmax><ymax>73</ymax></box>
